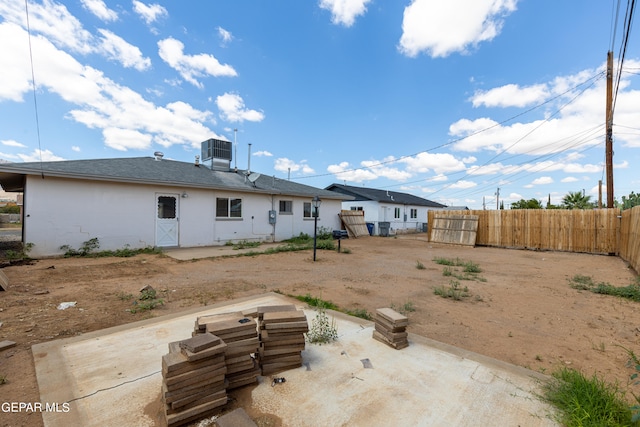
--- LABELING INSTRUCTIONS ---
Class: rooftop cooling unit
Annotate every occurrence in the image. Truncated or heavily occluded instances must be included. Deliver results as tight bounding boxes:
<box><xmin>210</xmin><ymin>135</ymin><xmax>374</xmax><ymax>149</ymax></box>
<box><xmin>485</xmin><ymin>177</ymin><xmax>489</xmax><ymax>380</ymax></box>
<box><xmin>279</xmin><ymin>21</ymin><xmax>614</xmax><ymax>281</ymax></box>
<box><xmin>201</xmin><ymin>138</ymin><xmax>232</xmax><ymax>170</ymax></box>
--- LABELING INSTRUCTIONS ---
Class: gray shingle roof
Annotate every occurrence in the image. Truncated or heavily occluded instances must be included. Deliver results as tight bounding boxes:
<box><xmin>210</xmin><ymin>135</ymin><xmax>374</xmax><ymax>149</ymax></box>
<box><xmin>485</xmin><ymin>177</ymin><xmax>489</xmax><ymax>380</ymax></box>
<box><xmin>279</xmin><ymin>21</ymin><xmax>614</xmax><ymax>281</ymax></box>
<box><xmin>0</xmin><ymin>157</ymin><xmax>347</xmax><ymax>199</ymax></box>
<box><xmin>325</xmin><ymin>183</ymin><xmax>446</xmax><ymax>208</ymax></box>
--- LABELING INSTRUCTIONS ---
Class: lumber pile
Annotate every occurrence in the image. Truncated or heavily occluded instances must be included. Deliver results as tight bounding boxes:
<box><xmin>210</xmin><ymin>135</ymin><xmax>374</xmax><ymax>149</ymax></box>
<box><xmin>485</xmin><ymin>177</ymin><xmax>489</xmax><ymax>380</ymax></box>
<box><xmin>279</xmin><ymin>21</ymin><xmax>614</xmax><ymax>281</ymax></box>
<box><xmin>162</xmin><ymin>334</ymin><xmax>228</xmax><ymax>427</ymax></box>
<box><xmin>207</xmin><ymin>317</ymin><xmax>260</xmax><ymax>390</ymax></box>
<box><xmin>372</xmin><ymin>307</ymin><xmax>409</xmax><ymax>350</ymax></box>
<box><xmin>256</xmin><ymin>305</ymin><xmax>308</xmax><ymax>375</ymax></box>
<box><xmin>195</xmin><ymin>313</ymin><xmax>261</xmax><ymax>390</ymax></box>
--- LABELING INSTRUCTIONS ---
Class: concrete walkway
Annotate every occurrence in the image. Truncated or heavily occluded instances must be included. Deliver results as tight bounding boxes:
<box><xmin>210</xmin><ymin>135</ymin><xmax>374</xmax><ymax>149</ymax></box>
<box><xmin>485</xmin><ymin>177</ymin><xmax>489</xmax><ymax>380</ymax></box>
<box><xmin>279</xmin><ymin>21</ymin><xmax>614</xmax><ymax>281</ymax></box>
<box><xmin>32</xmin><ymin>293</ymin><xmax>558</xmax><ymax>427</ymax></box>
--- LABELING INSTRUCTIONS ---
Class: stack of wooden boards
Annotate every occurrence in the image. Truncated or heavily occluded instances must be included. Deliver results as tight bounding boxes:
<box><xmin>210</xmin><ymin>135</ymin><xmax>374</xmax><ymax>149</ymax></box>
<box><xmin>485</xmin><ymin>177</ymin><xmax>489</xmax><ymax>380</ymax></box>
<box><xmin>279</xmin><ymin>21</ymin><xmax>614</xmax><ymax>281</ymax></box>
<box><xmin>256</xmin><ymin>305</ymin><xmax>308</xmax><ymax>375</ymax></box>
<box><xmin>162</xmin><ymin>333</ymin><xmax>228</xmax><ymax>427</ymax></box>
<box><xmin>161</xmin><ymin>305</ymin><xmax>309</xmax><ymax>425</ymax></box>
<box><xmin>372</xmin><ymin>307</ymin><xmax>409</xmax><ymax>350</ymax></box>
<box><xmin>199</xmin><ymin>313</ymin><xmax>261</xmax><ymax>390</ymax></box>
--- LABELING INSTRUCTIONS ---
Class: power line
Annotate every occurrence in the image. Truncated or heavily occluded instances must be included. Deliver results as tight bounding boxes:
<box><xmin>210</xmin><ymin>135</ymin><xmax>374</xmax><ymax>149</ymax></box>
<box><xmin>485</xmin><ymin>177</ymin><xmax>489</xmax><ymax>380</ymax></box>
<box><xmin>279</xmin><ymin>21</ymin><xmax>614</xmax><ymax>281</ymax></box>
<box><xmin>24</xmin><ymin>0</ymin><xmax>45</xmax><ymax>178</ymax></box>
<box><xmin>424</xmin><ymin>73</ymin><xmax>604</xmax><ymax>199</ymax></box>
<box><xmin>612</xmin><ymin>0</ymin><xmax>637</xmax><ymax>116</ymax></box>
<box><xmin>290</xmin><ymin>71</ymin><xmax>604</xmax><ymax>182</ymax></box>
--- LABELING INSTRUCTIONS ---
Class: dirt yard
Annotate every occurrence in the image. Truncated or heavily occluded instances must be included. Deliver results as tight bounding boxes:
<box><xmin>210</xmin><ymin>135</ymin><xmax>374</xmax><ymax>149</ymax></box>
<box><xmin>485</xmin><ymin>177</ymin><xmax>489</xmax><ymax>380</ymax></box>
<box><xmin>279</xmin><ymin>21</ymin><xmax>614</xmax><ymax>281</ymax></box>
<box><xmin>1</xmin><ymin>235</ymin><xmax>639</xmax><ymax>426</ymax></box>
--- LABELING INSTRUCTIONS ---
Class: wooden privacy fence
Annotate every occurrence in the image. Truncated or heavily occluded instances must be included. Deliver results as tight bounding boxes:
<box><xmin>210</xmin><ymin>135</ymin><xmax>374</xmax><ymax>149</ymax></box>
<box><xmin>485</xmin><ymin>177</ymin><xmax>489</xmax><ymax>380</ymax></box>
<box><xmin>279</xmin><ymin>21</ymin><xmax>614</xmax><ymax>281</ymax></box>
<box><xmin>428</xmin><ymin>209</ymin><xmax>621</xmax><ymax>255</ymax></box>
<box><xmin>620</xmin><ymin>206</ymin><xmax>640</xmax><ymax>273</ymax></box>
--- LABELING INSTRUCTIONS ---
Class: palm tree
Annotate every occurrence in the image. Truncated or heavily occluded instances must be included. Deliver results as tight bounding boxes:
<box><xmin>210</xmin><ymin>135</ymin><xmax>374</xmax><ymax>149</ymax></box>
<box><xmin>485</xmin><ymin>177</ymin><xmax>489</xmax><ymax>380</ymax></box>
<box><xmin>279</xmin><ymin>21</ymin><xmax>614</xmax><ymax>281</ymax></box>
<box><xmin>562</xmin><ymin>191</ymin><xmax>594</xmax><ymax>210</ymax></box>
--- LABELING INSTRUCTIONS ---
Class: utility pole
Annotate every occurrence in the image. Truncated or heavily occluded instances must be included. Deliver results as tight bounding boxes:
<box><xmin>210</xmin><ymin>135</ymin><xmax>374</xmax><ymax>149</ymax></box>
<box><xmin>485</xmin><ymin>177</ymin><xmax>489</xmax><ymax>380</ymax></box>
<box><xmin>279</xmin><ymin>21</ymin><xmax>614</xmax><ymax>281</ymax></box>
<box><xmin>605</xmin><ymin>51</ymin><xmax>614</xmax><ymax>208</ymax></box>
<box><xmin>495</xmin><ymin>187</ymin><xmax>500</xmax><ymax>210</ymax></box>
<box><xmin>598</xmin><ymin>180</ymin><xmax>603</xmax><ymax>208</ymax></box>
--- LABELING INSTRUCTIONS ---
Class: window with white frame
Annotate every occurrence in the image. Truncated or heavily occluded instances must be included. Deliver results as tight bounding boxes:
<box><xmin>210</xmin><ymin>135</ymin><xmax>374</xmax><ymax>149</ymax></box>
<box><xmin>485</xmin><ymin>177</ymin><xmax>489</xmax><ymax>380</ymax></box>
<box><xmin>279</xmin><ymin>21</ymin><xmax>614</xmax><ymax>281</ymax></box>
<box><xmin>303</xmin><ymin>202</ymin><xmax>312</xmax><ymax>218</ymax></box>
<box><xmin>216</xmin><ymin>197</ymin><xmax>242</xmax><ymax>218</ymax></box>
<box><xmin>279</xmin><ymin>200</ymin><xmax>293</xmax><ymax>214</ymax></box>
<box><xmin>410</xmin><ymin>208</ymin><xmax>418</xmax><ymax>219</ymax></box>
<box><xmin>350</xmin><ymin>206</ymin><xmax>363</xmax><ymax>211</ymax></box>
<box><xmin>394</xmin><ymin>207</ymin><xmax>401</xmax><ymax>219</ymax></box>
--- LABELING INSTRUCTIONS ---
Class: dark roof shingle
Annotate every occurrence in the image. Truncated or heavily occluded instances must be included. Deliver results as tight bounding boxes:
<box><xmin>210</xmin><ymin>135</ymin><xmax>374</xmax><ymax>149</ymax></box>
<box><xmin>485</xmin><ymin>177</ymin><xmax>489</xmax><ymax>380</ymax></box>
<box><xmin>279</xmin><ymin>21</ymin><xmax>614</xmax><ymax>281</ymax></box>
<box><xmin>325</xmin><ymin>183</ymin><xmax>446</xmax><ymax>208</ymax></box>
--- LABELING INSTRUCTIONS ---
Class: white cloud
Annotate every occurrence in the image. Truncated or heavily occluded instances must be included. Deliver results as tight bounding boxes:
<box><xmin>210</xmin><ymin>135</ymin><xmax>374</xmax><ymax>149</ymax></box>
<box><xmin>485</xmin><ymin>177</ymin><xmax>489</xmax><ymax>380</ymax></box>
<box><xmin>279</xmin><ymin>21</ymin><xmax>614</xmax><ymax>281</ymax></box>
<box><xmin>216</xmin><ymin>93</ymin><xmax>264</xmax><ymax>123</ymax></box>
<box><xmin>446</xmin><ymin>62</ymin><xmax>640</xmax><ymax>164</ymax></box>
<box><xmin>274</xmin><ymin>158</ymin><xmax>315</xmax><ymax>174</ymax></box>
<box><xmin>103</xmin><ymin>127</ymin><xmax>153</xmax><ymax>151</ymax></box>
<box><xmin>81</xmin><ymin>0</ymin><xmax>118</xmax><ymax>22</ymax></box>
<box><xmin>561</xmin><ymin>176</ymin><xmax>578</xmax><ymax>183</ymax></box>
<box><xmin>508</xmin><ymin>192</ymin><xmax>523</xmax><ymax>200</ymax></box>
<box><xmin>1</xmin><ymin>140</ymin><xmax>27</xmax><ymax>148</ymax></box>
<box><xmin>253</xmin><ymin>150</ymin><xmax>273</xmax><ymax>157</ymax></box>
<box><xmin>0</xmin><ymin>22</ymin><xmax>221</xmax><ymax>152</ymax></box>
<box><xmin>0</xmin><ymin>1</ymin><xmax>149</xmax><ymax>71</ymax></box>
<box><xmin>218</xmin><ymin>27</ymin><xmax>232</xmax><ymax>44</ymax></box>
<box><xmin>449</xmin><ymin>180</ymin><xmax>477</xmax><ymax>189</ymax></box>
<box><xmin>158</xmin><ymin>37</ymin><xmax>237</xmax><ymax>88</ymax></box>
<box><xmin>132</xmin><ymin>1</ymin><xmax>167</xmax><ymax>25</ymax></box>
<box><xmin>429</xmin><ymin>174</ymin><xmax>448</xmax><ymax>182</ymax></box>
<box><xmin>72</xmin><ymin>146</ymin><xmax>81</xmax><ymax>152</ymax></box>
<box><xmin>361</xmin><ymin>158</ymin><xmax>412</xmax><ymax>181</ymax></box>
<box><xmin>399</xmin><ymin>0</ymin><xmax>518</xmax><ymax>58</ymax></box>
<box><xmin>97</xmin><ymin>29</ymin><xmax>151</xmax><ymax>71</ymax></box>
<box><xmin>327</xmin><ymin>161</ymin><xmax>378</xmax><ymax>182</ymax></box>
<box><xmin>530</xmin><ymin>176</ymin><xmax>553</xmax><ymax>185</ymax></box>
<box><xmin>449</xmin><ymin>93</ymin><xmax>604</xmax><ymax>156</ymax></box>
<box><xmin>400</xmin><ymin>152</ymin><xmax>467</xmax><ymax>174</ymax></box>
<box><xmin>0</xmin><ymin>0</ymin><xmax>94</xmax><ymax>54</ymax></box>
<box><xmin>18</xmin><ymin>149</ymin><xmax>65</xmax><ymax>162</ymax></box>
<box><xmin>471</xmin><ymin>83</ymin><xmax>549</xmax><ymax>108</ymax></box>
<box><xmin>319</xmin><ymin>0</ymin><xmax>372</xmax><ymax>27</ymax></box>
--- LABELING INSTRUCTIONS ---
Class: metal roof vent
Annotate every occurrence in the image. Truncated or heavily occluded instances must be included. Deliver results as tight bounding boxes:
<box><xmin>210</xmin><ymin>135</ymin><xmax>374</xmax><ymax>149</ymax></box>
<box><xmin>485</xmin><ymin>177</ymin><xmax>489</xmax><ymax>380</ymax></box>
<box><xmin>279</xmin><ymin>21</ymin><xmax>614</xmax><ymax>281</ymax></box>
<box><xmin>154</xmin><ymin>151</ymin><xmax>164</xmax><ymax>161</ymax></box>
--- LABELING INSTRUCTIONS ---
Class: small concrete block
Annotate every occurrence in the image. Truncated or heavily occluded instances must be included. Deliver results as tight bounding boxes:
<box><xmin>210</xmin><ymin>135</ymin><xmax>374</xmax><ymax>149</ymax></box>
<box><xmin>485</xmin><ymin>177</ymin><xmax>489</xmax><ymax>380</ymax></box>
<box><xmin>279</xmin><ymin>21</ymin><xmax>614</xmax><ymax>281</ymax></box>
<box><xmin>215</xmin><ymin>408</ymin><xmax>257</xmax><ymax>427</ymax></box>
<box><xmin>0</xmin><ymin>270</ymin><xmax>8</xmax><ymax>291</ymax></box>
<box><xmin>0</xmin><ymin>340</ymin><xmax>16</xmax><ymax>351</ymax></box>
<box><xmin>179</xmin><ymin>333</ymin><xmax>221</xmax><ymax>353</ymax></box>
<box><xmin>376</xmin><ymin>308</ymin><xmax>409</xmax><ymax>326</ymax></box>
<box><xmin>256</xmin><ymin>305</ymin><xmax>296</xmax><ymax>320</ymax></box>
<box><xmin>261</xmin><ymin>310</ymin><xmax>307</xmax><ymax>324</ymax></box>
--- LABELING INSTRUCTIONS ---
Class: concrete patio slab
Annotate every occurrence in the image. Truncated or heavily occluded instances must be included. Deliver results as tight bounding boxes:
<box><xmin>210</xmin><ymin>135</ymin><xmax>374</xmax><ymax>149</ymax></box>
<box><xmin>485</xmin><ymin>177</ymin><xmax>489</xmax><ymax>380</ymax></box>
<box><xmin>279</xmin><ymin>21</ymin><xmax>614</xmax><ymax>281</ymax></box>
<box><xmin>32</xmin><ymin>293</ymin><xmax>558</xmax><ymax>426</ymax></box>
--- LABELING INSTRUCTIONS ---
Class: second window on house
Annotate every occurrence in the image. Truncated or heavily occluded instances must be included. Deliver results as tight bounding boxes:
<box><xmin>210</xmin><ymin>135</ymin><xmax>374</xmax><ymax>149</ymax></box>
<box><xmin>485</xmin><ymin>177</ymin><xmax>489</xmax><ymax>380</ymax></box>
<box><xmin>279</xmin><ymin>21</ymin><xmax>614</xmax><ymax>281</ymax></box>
<box><xmin>279</xmin><ymin>200</ymin><xmax>293</xmax><ymax>214</ymax></box>
<box><xmin>216</xmin><ymin>197</ymin><xmax>242</xmax><ymax>218</ymax></box>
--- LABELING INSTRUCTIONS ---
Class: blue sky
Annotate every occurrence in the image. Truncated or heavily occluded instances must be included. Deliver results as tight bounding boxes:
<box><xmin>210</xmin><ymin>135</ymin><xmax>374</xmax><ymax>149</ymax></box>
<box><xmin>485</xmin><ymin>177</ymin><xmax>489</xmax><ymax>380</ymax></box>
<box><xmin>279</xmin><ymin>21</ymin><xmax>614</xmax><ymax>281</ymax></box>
<box><xmin>1</xmin><ymin>0</ymin><xmax>639</xmax><ymax>209</ymax></box>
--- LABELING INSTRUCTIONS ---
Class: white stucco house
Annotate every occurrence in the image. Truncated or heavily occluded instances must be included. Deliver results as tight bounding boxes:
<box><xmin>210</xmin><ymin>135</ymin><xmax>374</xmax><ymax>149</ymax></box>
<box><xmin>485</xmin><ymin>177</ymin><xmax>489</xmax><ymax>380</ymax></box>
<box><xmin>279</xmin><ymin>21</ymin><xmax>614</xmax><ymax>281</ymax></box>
<box><xmin>325</xmin><ymin>183</ymin><xmax>447</xmax><ymax>236</ymax></box>
<box><xmin>0</xmin><ymin>146</ymin><xmax>349</xmax><ymax>258</ymax></box>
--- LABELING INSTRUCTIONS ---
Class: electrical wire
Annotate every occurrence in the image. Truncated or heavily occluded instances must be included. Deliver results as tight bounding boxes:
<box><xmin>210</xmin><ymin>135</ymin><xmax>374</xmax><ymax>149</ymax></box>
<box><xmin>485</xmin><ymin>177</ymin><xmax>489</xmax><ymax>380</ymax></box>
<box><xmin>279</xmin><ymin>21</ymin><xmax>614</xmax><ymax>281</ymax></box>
<box><xmin>418</xmin><ymin>73</ymin><xmax>605</xmax><ymax>199</ymax></box>
<box><xmin>290</xmin><ymin>71</ymin><xmax>604</xmax><ymax>183</ymax></box>
<box><xmin>612</xmin><ymin>0</ymin><xmax>636</xmax><ymax>116</ymax></box>
<box><xmin>24</xmin><ymin>0</ymin><xmax>45</xmax><ymax>178</ymax></box>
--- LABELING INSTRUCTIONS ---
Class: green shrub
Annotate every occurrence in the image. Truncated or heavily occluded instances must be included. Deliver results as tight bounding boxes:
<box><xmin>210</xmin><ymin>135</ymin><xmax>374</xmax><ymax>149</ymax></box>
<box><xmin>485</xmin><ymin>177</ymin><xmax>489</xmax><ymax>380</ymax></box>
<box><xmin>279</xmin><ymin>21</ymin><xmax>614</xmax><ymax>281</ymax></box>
<box><xmin>294</xmin><ymin>294</ymin><xmax>338</xmax><ymax>310</ymax></box>
<box><xmin>60</xmin><ymin>238</ymin><xmax>161</xmax><ymax>258</ymax></box>
<box><xmin>344</xmin><ymin>308</ymin><xmax>372</xmax><ymax>320</ymax></box>
<box><xmin>541</xmin><ymin>367</ymin><xmax>635</xmax><ymax>427</ymax></box>
<box><xmin>306</xmin><ymin>308</ymin><xmax>338</xmax><ymax>344</ymax></box>
<box><xmin>434</xmin><ymin>280</ymin><xmax>469</xmax><ymax>301</ymax></box>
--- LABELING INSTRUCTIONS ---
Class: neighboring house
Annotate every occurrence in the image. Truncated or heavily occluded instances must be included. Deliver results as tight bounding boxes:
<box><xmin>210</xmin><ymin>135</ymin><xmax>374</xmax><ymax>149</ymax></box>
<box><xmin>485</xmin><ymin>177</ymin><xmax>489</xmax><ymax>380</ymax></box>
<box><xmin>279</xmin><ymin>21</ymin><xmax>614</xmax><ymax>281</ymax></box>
<box><xmin>0</xmin><ymin>147</ymin><xmax>348</xmax><ymax>258</ymax></box>
<box><xmin>442</xmin><ymin>206</ymin><xmax>470</xmax><ymax>210</ymax></box>
<box><xmin>325</xmin><ymin>183</ymin><xmax>446</xmax><ymax>236</ymax></box>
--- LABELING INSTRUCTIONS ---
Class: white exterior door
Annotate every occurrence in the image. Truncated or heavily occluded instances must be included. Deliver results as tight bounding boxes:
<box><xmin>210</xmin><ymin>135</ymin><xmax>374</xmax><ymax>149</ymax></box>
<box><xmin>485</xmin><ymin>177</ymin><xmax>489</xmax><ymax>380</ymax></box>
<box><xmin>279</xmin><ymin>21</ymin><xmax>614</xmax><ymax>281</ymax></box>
<box><xmin>156</xmin><ymin>194</ymin><xmax>179</xmax><ymax>247</ymax></box>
